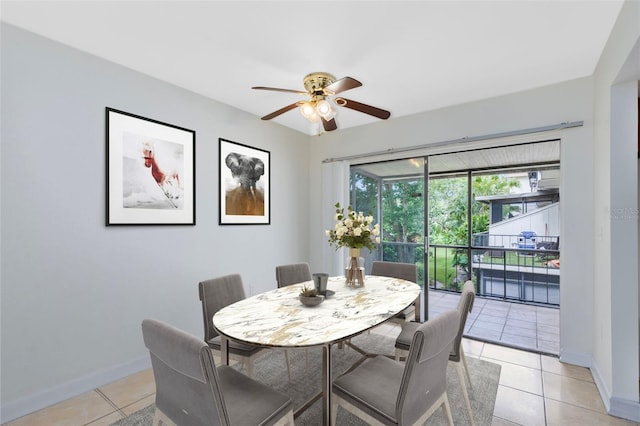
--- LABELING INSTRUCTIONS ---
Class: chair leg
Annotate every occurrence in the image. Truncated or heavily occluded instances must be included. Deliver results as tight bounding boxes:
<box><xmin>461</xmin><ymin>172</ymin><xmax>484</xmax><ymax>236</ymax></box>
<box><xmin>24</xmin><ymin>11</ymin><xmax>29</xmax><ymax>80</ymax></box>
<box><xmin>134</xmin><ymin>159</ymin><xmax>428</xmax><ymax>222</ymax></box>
<box><xmin>286</xmin><ymin>410</ymin><xmax>294</xmax><ymax>426</ymax></box>
<box><xmin>442</xmin><ymin>393</ymin><xmax>454</xmax><ymax>426</ymax></box>
<box><xmin>395</xmin><ymin>348</ymin><xmax>407</xmax><ymax>361</ymax></box>
<box><xmin>454</xmin><ymin>361</ymin><xmax>475</xmax><ymax>426</ymax></box>
<box><xmin>331</xmin><ymin>396</ymin><xmax>339</xmax><ymax>426</ymax></box>
<box><xmin>284</xmin><ymin>349</ymin><xmax>291</xmax><ymax>383</ymax></box>
<box><xmin>460</xmin><ymin>346</ymin><xmax>473</xmax><ymax>390</ymax></box>
<box><xmin>272</xmin><ymin>409</ymin><xmax>295</xmax><ymax>426</ymax></box>
<box><xmin>246</xmin><ymin>359</ymin><xmax>253</xmax><ymax>378</ymax></box>
<box><xmin>153</xmin><ymin>408</ymin><xmax>176</xmax><ymax>426</ymax></box>
<box><xmin>152</xmin><ymin>411</ymin><xmax>162</xmax><ymax>426</ymax></box>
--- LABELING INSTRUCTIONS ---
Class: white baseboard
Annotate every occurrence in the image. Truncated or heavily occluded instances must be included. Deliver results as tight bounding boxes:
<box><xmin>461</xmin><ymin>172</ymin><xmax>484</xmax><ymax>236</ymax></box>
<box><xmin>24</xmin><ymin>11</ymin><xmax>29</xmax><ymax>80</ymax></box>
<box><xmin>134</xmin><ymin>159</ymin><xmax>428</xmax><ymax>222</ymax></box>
<box><xmin>1</xmin><ymin>355</ymin><xmax>151</xmax><ymax>423</ymax></box>
<box><xmin>610</xmin><ymin>397</ymin><xmax>640</xmax><ymax>422</ymax></box>
<box><xmin>590</xmin><ymin>359</ymin><xmax>612</xmax><ymax>412</ymax></box>
<box><xmin>590</xmin><ymin>355</ymin><xmax>640</xmax><ymax>422</ymax></box>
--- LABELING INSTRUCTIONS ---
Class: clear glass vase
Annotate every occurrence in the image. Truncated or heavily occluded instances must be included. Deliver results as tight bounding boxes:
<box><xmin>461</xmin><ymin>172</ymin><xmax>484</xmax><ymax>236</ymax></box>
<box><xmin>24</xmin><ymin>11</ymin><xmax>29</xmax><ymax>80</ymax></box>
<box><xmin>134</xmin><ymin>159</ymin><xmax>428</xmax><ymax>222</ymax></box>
<box><xmin>345</xmin><ymin>247</ymin><xmax>365</xmax><ymax>287</ymax></box>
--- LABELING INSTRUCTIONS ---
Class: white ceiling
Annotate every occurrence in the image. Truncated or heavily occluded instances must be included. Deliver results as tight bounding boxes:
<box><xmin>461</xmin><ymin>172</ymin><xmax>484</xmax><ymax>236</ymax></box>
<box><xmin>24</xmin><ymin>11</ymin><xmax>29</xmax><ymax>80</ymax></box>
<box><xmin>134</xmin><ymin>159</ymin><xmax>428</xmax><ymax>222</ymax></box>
<box><xmin>1</xmin><ymin>1</ymin><xmax>624</xmax><ymax>135</ymax></box>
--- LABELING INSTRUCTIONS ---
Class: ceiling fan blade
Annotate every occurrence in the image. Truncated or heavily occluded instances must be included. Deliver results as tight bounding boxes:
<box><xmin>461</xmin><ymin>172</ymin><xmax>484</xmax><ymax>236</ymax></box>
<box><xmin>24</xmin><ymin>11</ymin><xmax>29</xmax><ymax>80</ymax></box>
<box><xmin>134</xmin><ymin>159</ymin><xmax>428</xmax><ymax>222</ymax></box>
<box><xmin>252</xmin><ymin>86</ymin><xmax>307</xmax><ymax>95</ymax></box>
<box><xmin>335</xmin><ymin>98</ymin><xmax>391</xmax><ymax>120</ymax></box>
<box><xmin>322</xmin><ymin>117</ymin><xmax>338</xmax><ymax>132</ymax></box>
<box><xmin>323</xmin><ymin>77</ymin><xmax>362</xmax><ymax>95</ymax></box>
<box><xmin>261</xmin><ymin>102</ymin><xmax>300</xmax><ymax>120</ymax></box>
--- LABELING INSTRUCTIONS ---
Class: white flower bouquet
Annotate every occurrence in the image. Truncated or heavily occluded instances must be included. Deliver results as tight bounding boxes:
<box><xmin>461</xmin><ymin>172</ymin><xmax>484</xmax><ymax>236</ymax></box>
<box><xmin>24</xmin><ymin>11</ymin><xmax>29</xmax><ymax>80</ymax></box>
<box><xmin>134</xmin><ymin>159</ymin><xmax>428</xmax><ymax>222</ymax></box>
<box><xmin>326</xmin><ymin>203</ymin><xmax>380</xmax><ymax>250</ymax></box>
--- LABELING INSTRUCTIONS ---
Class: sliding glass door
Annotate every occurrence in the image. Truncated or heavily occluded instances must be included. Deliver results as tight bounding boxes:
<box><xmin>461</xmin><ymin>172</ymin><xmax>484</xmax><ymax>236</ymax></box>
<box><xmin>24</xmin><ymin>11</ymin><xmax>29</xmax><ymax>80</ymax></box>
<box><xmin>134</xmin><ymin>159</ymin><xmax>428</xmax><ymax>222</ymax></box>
<box><xmin>350</xmin><ymin>140</ymin><xmax>561</xmax><ymax>321</ymax></box>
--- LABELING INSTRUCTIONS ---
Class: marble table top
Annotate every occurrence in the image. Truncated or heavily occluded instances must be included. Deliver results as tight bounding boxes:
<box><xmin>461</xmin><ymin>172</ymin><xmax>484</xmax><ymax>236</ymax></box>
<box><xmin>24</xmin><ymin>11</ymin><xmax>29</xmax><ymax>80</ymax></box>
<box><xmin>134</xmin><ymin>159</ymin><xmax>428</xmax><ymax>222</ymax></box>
<box><xmin>213</xmin><ymin>275</ymin><xmax>421</xmax><ymax>348</ymax></box>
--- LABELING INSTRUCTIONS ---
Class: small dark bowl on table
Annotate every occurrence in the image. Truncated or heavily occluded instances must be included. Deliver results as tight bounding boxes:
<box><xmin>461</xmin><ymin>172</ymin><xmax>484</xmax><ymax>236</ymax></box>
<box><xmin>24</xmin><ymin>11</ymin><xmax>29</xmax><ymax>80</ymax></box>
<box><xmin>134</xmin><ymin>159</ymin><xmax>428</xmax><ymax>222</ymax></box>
<box><xmin>299</xmin><ymin>295</ymin><xmax>324</xmax><ymax>307</ymax></box>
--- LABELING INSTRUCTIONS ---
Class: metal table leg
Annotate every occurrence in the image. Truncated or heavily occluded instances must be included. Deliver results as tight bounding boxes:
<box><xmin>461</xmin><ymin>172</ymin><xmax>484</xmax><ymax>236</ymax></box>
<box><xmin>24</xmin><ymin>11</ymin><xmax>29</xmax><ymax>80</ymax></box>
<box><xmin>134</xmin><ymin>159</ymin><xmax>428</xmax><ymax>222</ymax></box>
<box><xmin>220</xmin><ymin>335</ymin><xmax>229</xmax><ymax>365</ymax></box>
<box><xmin>322</xmin><ymin>344</ymin><xmax>332</xmax><ymax>425</ymax></box>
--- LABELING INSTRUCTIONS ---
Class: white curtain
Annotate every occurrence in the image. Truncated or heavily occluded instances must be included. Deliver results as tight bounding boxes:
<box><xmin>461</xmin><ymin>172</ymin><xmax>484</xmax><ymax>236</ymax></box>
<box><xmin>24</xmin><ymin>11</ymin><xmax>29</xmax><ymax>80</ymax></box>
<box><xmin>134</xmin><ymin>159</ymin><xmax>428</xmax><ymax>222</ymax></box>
<box><xmin>321</xmin><ymin>161</ymin><xmax>350</xmax><ymax>275</ymax></box>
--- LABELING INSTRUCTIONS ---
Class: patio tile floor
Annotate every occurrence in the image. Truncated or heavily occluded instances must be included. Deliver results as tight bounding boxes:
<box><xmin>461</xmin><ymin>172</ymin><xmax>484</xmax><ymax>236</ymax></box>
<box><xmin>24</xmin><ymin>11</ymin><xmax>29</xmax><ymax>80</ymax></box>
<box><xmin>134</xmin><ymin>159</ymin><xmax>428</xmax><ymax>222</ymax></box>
<box><xmin>427</xmin><ymin>289</ymin><xmax>560</xmax><ymax>356</ymax></box>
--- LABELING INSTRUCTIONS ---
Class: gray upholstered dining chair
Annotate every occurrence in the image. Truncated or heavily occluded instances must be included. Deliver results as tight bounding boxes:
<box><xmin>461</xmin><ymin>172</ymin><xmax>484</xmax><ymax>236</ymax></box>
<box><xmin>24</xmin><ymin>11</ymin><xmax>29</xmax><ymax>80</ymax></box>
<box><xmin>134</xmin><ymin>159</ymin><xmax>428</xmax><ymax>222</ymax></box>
<box><xmin>199</xmin><ymin>274</ymin><xmax>290</xmax><ymax>380</ymax></box>
<box><xmin>275</xmin><ymin>263</ymin><xmax>312</xmax><ymax>366</ymax></box>
<box><xmin>395</xmin><ymin>280</ymin><xmax>477</xmax><ymax>426</ymax></box>
<box><xmin>275</xmin><ymin>262</ymin><xmax>312</xmax><ymax>287</ymax></box>
<box><xmin>331</xmin><ymin>309</ymin><xmax>460</xmax><ymax>426</ymax></box>
<box><xmin>371</xmin><ymin>261</ymin><xmax>419</xmax><ymax>323</ymax></box>
<box><xmin>142</xmin><ymin>318</ymin><xmax>294</xmax><ymax>426</ymax></box>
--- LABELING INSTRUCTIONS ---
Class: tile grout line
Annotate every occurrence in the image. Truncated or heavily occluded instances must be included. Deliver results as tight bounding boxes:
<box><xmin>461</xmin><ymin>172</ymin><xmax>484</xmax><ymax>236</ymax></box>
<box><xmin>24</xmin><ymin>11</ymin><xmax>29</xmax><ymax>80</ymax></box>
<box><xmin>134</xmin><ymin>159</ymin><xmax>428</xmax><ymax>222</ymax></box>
<box><xmin>541</xmin><ymin>369</ymin><xmax>597</xmax><ymax>384</ymax></box>
<box><xmin>94</xmin><ymin>389</ymin><xmax>126</xmax><ymax>418</ymax></box>
<box><xmin>542</xmin><ymin>394</ymin><xmax>619</xmax><ymax>420</ymax></box>
<box><xmin>539</xmin><ymin>342</ymin><xmax>548</xmax><ymax>426</ymax></box>
<box><xmin>499</xmin><ymin>302</ymin><xmax>511</xmax><ymax>341</ymax></box>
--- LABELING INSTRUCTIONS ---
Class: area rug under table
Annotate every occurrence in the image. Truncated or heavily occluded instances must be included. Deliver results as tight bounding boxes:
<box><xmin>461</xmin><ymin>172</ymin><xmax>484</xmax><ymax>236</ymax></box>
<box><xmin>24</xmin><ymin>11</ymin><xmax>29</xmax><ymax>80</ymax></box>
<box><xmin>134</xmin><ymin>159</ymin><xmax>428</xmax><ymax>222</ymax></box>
<box><xmin>112</xmin><ymin>333</ymin><xmax>501</xmax><ymax>425</ymax></box>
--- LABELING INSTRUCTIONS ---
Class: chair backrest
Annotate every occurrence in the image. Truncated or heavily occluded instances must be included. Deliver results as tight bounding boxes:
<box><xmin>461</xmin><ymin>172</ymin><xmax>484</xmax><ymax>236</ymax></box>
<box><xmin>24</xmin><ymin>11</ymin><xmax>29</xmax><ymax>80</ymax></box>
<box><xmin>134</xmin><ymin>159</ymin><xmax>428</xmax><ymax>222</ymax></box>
<box><xmin>198</xmin><ymin>274</ymin><xmax>246</xmax><ymax>342</ymax></box>
<box><xmin>371</xmin><ymin>261</ymin><xmax>417</xmax><ymax>283</ymax></box>
<box><xmin>450</xmin><ymin>280</ymin><xmax>476</xmax><ymax>362</ymax></box>
<box><xmin>275</xmin><ymin>263</ymin><xmax>311</xmax><ymax>287</ymax></box>
<box><xmin>142</xmin><ymin>318</ymin><xmax>227</xmax><ymax>426</ymax></box>
<box><xmin>396</xmin><ymin>309</ymin><xmax>460</xmax><ymax>425</ymax></box>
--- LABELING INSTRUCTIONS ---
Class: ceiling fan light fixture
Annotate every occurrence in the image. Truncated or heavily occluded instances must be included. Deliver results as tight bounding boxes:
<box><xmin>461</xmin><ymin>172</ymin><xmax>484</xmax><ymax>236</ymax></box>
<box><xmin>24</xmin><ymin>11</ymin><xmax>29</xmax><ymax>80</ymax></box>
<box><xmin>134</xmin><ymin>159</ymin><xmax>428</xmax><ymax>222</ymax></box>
<box><xmin>253</xmin><ymin>72</ymin><xmax>390</xmax><ymax>132</ymax></box>
<box><xmin>300</xmin><ymin>101</ymin><xmax>320</xmax><ymax>122</ymax></box>
<box><xmin>316</xmin><ymin>99</ymin><xmax>335</xmax><ymax>119</ymax></box>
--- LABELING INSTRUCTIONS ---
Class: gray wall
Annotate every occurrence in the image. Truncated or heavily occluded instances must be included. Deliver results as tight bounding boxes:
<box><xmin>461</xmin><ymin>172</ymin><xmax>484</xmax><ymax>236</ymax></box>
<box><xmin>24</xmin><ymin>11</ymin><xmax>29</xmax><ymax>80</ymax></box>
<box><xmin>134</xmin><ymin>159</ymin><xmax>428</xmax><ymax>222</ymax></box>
<box><xmin>1</xmin><ymin>23</ymin><xmax>310</xmax><ymax>420</ymax></box>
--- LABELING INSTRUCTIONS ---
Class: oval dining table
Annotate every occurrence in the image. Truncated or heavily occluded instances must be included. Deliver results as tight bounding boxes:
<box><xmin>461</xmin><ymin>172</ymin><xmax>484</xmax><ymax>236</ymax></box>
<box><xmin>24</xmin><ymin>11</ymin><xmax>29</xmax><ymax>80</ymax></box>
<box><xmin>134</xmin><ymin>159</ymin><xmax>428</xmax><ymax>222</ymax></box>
<box><xmin>212</xmin><ymin>274</ymin><xmax>421</xmax><ymax>426</ymax></box>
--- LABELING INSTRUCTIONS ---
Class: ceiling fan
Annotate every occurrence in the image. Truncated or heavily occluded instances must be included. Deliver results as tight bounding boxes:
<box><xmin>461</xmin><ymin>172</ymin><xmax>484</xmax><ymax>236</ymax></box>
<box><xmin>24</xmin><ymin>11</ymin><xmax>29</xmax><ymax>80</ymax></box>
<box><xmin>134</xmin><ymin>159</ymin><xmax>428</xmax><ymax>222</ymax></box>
<box><xmin>252</xmin><ymin>72</ymin><xmax>391</xmax><ymax>132</ymax></box>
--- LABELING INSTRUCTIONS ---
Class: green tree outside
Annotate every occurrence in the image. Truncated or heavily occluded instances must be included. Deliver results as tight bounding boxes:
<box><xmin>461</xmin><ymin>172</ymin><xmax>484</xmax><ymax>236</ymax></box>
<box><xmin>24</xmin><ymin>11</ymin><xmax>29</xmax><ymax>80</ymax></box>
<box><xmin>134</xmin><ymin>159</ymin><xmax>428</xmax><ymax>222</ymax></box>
<box><xmin>351</xmin><ymin>168</ymin><xmax>519</xmax><ymax>290</ymax></box>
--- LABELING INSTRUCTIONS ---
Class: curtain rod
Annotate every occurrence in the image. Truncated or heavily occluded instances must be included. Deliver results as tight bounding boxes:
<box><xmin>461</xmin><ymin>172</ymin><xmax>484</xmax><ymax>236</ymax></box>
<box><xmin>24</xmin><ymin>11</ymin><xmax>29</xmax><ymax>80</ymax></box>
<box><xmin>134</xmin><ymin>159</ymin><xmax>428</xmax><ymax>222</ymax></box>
<box><xmin>322</xmin><ymin>120</ymin><xmax>583</xmax><ymax>163</ymax></box>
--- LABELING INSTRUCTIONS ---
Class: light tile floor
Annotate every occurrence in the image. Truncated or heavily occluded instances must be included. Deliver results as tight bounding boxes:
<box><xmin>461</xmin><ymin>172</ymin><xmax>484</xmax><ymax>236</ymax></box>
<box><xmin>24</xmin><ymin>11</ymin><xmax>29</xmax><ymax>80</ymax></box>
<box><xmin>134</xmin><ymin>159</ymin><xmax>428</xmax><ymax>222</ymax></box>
<box><xmin>4</xmin><ymin>322</ymin><xmax>637</xmax><ymax>426</ymax></box>
<box><xmin>429</xmin><ymin>291</ymin><xmax>560</xmax><ymax>355</ymax></box>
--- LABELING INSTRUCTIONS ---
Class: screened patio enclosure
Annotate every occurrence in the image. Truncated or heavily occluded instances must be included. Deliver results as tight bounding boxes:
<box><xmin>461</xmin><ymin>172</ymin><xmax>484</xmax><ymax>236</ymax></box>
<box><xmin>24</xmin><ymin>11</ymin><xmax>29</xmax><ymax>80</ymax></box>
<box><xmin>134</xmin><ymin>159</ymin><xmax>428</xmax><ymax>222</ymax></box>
<box><xmin>350</xmin><ymin>140</ymin><xmax>561</xmax><ymax>321</ymax></box>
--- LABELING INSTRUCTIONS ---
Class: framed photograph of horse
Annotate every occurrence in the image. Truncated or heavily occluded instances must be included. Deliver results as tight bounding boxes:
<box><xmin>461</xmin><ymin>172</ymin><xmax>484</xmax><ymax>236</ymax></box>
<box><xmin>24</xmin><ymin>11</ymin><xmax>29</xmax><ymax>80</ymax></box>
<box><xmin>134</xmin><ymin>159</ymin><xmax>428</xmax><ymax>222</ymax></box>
<box><xmin>219</xmin><ymin>138</ymin><xmax>270</xmax><ymax>225</ymax></box>
<box><xmin>106</xmin><ymin>108</ymin><xmax>196</xmax><ymax>225</ymax></box>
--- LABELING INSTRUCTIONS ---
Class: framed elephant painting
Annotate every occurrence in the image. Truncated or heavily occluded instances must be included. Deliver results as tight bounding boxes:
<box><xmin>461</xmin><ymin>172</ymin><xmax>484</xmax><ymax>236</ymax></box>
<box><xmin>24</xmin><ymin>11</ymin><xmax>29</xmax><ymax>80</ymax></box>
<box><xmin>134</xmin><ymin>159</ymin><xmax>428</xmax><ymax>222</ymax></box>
<box><xmin>219</xmin><ymin>138</ymin><xmax>270</xmax><ymax>225</ymax></box>
<box><xmin>106</xmin><ymin>108</ymin><xmax>195</xmax><ymax>225</ymax></box>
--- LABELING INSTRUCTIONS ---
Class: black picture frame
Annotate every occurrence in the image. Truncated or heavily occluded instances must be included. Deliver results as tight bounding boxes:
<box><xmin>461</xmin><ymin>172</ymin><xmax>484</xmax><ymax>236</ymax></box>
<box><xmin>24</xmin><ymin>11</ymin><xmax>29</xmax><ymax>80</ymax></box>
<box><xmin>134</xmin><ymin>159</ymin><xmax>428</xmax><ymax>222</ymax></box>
<box><xmin>106</xmin><ymin>107</ymin><xmax>196</xmax><ymax>225</ymax></box>
<box><xmin>219</xmin><ymin>138</ymin><xmax>270</xmax><ymax>225</ymax></box>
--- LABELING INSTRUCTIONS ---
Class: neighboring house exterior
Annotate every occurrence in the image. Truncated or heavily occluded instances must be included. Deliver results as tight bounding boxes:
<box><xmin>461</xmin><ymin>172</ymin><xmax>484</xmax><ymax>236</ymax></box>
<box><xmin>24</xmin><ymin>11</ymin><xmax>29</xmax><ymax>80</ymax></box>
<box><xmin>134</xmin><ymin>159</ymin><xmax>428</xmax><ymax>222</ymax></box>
<box><xmin>484</xmin><ymin>198</ymin><xmax>560</xmax><ymax>249</ymax></box>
